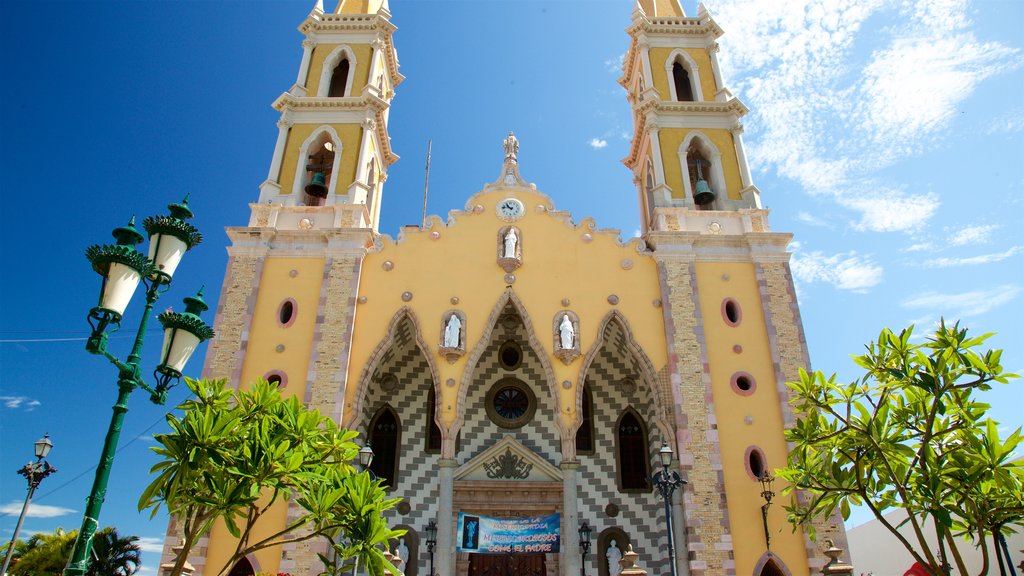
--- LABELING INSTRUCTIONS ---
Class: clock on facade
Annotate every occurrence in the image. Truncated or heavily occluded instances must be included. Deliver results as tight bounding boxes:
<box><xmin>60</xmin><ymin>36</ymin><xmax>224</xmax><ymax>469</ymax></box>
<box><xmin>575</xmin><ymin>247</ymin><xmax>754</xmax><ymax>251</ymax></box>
<box><xmin>496</xmin><ymin>198</ymin><xmax>525</xmax><ymax>221</ymax></box>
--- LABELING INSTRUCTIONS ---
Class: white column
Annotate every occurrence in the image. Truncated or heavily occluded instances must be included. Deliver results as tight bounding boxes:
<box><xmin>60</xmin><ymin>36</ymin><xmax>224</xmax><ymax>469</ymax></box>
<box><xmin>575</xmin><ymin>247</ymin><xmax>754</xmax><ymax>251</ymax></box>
<box><xmin>707</xmin><ymin>42</ymin><xmax>726</xmax><ymax>101</ymax></box>
<box><xmin>436</xmin><ymin>458</ymin><xmax>457</xmax><ymax>576</ymax></box>
<box><xmin>268</xmin><ymin>116</ymin><xmax>292</xmax><ymax>183</ymax></box>
<box><xmin>731</xmin><ymin>124</ymin><xmax>753</xmax><ymax>189</ymax></box>
<box><xmin>672</xmin><ymin>479</ymin><xmax>689</xmax><ymax>576</ymax></box>
<box><xmin>560</xmin><ymin>461</ymin><xmax>580</xmax><ymax>576</ymax></box>
<box><xmin>295</xmin><ymin>38</ymin><xmax>316</xmax><ymax>93</ymax></box>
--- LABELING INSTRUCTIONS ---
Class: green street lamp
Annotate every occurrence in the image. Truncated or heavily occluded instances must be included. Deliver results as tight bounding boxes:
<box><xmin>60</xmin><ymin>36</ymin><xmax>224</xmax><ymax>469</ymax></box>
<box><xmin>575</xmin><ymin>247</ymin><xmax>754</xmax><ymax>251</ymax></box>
<box><xmin>64</xmin><ymin>198</ymin><xmax>213</xmax><ymax>576</ymax></box>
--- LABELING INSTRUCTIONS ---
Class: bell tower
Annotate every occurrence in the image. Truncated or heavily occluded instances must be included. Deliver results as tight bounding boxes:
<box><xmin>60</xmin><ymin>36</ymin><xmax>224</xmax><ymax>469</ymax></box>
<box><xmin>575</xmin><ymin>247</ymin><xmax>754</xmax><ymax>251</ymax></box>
<box><xmin>255</xmin><ymin>0</ymin><xmax>402</xmax><ymax>232</ymax></box>
<box><xmin>621</xmin><ymin>1</ymin><xmax>760</xmax><ymax>235</ymax></box>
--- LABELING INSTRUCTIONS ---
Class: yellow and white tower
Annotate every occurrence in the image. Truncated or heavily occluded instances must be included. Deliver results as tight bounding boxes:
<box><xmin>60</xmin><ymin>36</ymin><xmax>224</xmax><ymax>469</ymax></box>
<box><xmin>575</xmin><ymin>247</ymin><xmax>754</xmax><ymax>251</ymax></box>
<box><xmin>256</xmin><ymin>0</ymin><xmax>401</xmax><ymax>232</ymax></box>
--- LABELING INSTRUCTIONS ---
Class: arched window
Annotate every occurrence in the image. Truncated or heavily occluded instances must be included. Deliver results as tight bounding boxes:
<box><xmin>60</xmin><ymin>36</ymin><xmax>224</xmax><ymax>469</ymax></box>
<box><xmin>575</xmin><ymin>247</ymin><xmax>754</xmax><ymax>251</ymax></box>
<box><xmin>576</xmin><ymin>384</ymin><xmax>594</xmax><ymax>454</ymax></box>
<box><xmin>369</xmin><ymin>405</ymin><xmax>400</xmax><ymax>488</ymax></box>
<box><xmin>686</xmin><ymin>143</ymin><xmax>714</xmax><ymax>209</ymax></box>
<box><xmin>672</xmin><ymin>61</ymin><xmax>695</xmax><ymax>102</ymax></box>
<box><xmin>426</xmin><ymin>388</ymin><xmax>442</xmax><ymax>453</ymax></box>
<box><xmin>327</xmin><ymin>58</ymin><xmax>349</xmax><ymax>97</ymax></box>
<box><xmin>760</xmin><ymin>559</ymin><xmax>786</xmax><ymax>576</ymax></box>
<box><xmin>616</xmin><ymin>409</ymin><xmax>650</xmax><ymax>491</ymax></box>
<box><xmin>302</xmin><ymin>136</ymin><xmax>336</xmax><ymax>206</ymax></box>
<box><xmin>227</xmin><ymin>558</ymin><xmax>255</xmax><ymax>576</ymax></box>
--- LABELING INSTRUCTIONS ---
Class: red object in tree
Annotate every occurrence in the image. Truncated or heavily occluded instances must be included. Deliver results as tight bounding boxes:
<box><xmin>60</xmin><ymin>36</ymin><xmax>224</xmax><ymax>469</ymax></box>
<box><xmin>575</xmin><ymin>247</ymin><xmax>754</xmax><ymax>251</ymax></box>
<box><xmin>903</xmin><ymin>562</ymin><xmax>930</xmax><ymax>576</ymax></box>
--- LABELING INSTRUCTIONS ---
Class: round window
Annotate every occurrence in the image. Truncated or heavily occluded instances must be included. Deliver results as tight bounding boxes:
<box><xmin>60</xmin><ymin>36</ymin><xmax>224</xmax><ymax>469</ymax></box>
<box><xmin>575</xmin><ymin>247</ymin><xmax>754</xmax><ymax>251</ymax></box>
<box><xmin>485</xmin><ymin>378</ymin><xmax>537</xmax><ymax>429</ymax></box>
<box><xmin>498</xmin><ymin>340</ymin><xmax>523</xmax><ymax>370</ymax></box>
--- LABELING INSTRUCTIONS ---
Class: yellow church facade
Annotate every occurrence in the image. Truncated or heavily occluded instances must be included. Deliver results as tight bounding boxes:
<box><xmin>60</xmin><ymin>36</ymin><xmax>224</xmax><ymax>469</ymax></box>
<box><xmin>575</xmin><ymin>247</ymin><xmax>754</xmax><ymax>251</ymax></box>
<box><xmin>162</xmin><ymin>1</ymin><xmax>849</xmax><ymax>575</ymax></box>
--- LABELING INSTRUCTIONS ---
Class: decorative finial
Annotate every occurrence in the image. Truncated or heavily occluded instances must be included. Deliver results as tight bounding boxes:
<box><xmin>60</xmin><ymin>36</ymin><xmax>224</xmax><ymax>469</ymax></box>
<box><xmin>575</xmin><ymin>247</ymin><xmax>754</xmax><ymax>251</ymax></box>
<box><xmin>503</xmin><ymin>131</ymin><xmax>519</xmax><ymax>163</ymax></box>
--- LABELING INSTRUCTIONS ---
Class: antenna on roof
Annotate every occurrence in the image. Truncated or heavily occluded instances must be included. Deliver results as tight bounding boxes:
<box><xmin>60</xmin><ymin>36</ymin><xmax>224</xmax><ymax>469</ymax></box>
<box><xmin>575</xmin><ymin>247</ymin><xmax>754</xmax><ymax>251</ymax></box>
<box><xmin>421</xmin><ymin>139</ymin><xmax>432</xmax><ymax>228</ymax></box>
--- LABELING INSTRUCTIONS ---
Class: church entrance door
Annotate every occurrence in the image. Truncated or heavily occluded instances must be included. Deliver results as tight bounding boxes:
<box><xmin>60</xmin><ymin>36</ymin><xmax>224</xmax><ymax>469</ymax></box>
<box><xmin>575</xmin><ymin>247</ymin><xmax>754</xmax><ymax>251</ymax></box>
<box><xmin>468</xmin><ymin>553</ymin><xmax>546</xmax><ymax>576</ymax></box>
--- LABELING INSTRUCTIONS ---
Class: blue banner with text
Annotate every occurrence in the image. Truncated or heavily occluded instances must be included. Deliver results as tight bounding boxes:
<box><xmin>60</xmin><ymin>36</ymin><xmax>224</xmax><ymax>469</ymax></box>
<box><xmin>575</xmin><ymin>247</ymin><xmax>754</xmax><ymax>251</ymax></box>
<box><xmin>455</xmin><ymin>512</ymin><xmax>561</xmax><ymax>554</ymax></box>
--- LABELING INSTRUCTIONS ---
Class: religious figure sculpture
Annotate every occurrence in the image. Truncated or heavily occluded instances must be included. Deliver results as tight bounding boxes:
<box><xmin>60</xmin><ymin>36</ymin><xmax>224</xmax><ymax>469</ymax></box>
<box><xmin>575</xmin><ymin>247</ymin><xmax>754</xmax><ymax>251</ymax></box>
<box><xmin>503</xmin><ymin>131</ymin><xmax>519</xmax><ymax>162</ymax></box>
<box><xmin>503</xmin><ymin>228</ymin><xmax>518</xmax><ymax>258</ymax></box>
<box><xmin>395</xmin><ymin>537</ymin><xmax>409</xmax><ymax>567</ymax></box>
<box><xmin>444</xmin><ymin>314</ymin><xmax>462</xmax><ymax>348</ymax></box>
<box><xmin>558</xmin><ymin>314</ymin><xmax>575</xmax><ymax>350</ymax></box>
<box><xmin>607</xmin><ymin>539</ymin><xmax>623</xmax><ymax>576</ymax></box>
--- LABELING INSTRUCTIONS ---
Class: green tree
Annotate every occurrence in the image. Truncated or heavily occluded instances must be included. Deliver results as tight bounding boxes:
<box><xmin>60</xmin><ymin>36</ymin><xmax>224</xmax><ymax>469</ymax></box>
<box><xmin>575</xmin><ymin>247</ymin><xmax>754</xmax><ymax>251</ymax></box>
<box><xmin>140</xmin><ymin>378</ymin><xmax>403</xmax><ymax>576</ymax></box>
<box><xmin>779</xmin><ymin>322</ymin><xmax>1023</xmax><ymax>576</ymax></box>
<box><xmin>5</xmin><ymin>527</ymin><xmax>140</xmax><ymax>576</ymax></box>
<box><xmin>87</xmin><ymin>528</ymin><xmax>142</xmax><ymax>576</ymax></box>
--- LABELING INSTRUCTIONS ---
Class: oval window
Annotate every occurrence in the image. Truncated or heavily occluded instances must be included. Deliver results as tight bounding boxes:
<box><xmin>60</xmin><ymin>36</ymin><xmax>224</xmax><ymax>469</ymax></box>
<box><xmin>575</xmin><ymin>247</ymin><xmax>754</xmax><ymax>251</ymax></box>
<box><xmin>264</xmin><ymin>371</ymin><xmax>287</xmax><ymax>388</ymax></box>
<box><xmin>498</xmin><ymin>340</ymin><xmax>523</xmax><ymax>370</ymax></box>
<box><xmin>747</xmin><ymin>446</ymin><xmax>767</xmax><ymax>479</ymax></box>
<box><xmin>278</xmin><ymin>299</ymin><xmax>296</xmax><ymax>326</ymax></box>
<box><xmin>722</xmin><ymin>298</ymin><xmax>741</xmax><ymax>326</ymax></box>
<box><xmin>730</xmin><ymin>372</ymin><xmax>756</xmax><ymax>396</ymax></box>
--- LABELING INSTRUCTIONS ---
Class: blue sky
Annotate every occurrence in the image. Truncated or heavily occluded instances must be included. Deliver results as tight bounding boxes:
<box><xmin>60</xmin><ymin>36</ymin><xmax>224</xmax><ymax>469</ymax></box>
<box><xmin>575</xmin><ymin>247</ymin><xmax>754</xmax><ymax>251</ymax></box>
<box><xmin>1</xmin><ymin>1</ymin><xmax>1021</xmax><ymax>575</ymax></box>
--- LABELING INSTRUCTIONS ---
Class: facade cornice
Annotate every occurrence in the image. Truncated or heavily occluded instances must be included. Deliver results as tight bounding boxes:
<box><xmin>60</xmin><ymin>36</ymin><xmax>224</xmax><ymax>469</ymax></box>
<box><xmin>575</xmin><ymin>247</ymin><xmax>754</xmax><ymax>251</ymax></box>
<box><xmin>623</xmin><ymin>97</ymin><xmax>747</xmax><ymax>169</ymax></box>
<box><xmin>298</xmin><ymin>12</ymin><xmax>405</xmax><ymax>87</ymax></box>
<box><xmin>273</xmin><ymin>93</ymin><xmax>398</xmax><ymax>166</ymax></box>
<box><xmin>226</xmin><ymin>225</ymin><xmax>374</xmax><ymax>255</ymax></box>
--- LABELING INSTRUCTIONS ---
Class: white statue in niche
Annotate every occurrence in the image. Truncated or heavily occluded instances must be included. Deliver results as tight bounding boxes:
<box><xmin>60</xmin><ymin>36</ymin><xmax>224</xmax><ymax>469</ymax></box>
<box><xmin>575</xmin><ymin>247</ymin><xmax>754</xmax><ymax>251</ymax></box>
<box><xmin>558</xmin><ymin>314</ymin><xmax>575</xmax><ymax>350</ymax></box>
<box><xmin>503</xmin><ymin>228</ymin><xmax>518</xmax><ymax>258</ymax></box>
<box><xmin>444</xmin><ymin>314</ymin><xmax>462</xmax><ymax>348</ymax></box>
<box><xmin>606</xmin><ymin>539</ymin><xmax>623</xmax><ymax>576</ymax></box>
<box><xmin>395</xmin><ymin>537</ymin><xmax>409</xmax><ymax>567</ymax></box>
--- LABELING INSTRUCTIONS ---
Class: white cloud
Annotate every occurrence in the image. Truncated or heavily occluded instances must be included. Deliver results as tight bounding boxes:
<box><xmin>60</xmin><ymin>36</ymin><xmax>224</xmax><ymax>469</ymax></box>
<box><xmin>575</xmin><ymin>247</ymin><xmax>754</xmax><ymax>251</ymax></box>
<box><xmin>0</xmin><ymin>396</ymin><xmax>41</xmax><ymax>410</ymax></box>
<box><xmin>706</xmin><ymin>0</ymin><xmax>1018</xmax><ymax>232</ymax></box>
<box><xmin>922</xmin><ymin>246</ymin><xmax>1022</xmax><ymax>268</ymax></box>
<box><xmin>948</xmin><ymin>224</ymin><xmax>997</xmax><ymax>246</ymax></box>
<box><xmin>791</xmin><ymin>251</ymin><xmax>884</xmax><ymax>292</ymax></box>
<box><xmin>136</xmin><ymin>537</ymin><xmax>165</xmax><ymax>554</ymax></box>
<box><xmin>795</xmin><ymin>211</ymin><xmax>828</xmax><ymax>227</ymax></box>
<box><xmin>588</xmin><ymin>138</ymin><xmax>608</xmax><ymax>149</ymax></box>
<box><xmin>903</xmin><ymin>242</ymin><xmax>934</xmax><ymax>252</ymax></box>
<box><xmin>604</xmin><ymin>53</ymin><xmax>625</xmax><ymax>74</ymax></box>
<box><xmin>987</xmin><ymin>108</ymin><xmax>1024</xmax><ymax>134</ymax></box>
<box><xmin>0</xmin><ymin>501</ymin><xmax>75</xmax><ymax>518</ymax></box>
<box><xmin>840</xmin><ymin>190</ymin><xmax>938</xmax><ymax>232</ymax></box>
<box><xmin>902</xmin><ymin>284</ymin><xmax>1021</xmax><ymax>317</ymax></box>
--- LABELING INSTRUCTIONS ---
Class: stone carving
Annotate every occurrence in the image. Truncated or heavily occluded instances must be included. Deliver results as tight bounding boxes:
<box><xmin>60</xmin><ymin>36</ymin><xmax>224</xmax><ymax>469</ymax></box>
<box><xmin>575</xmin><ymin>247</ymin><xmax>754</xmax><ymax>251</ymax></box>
<box><xmin>607</xmin><ymin>540</ymin><xmax>623</xmax><ymax>576</ymax></box>
<box><xmin>439</xmin><ymin>310</ymin><xmax>466</xmax><ymax>363</ymax></box>
<box><xmin>395</xmin><ymin>537</ymin><xmax>409</xmax><ymax>567</ymax></box>
<box><xmin>553</xmin><ymin>311</ymin><xmax>581</xmax><ymax>365</ymax></box>
<box><xmin>503</xmin><ymin>131</ymin><xmax>519</xmax><ymax>162</ymax></box>
<box><xmin>483</xmin><ymin>447</ymin><xmax>533</xmax><ymax>479</ymax></box>
<box><xmin>444</xmin><ymin>314</ymin><xmax>461</xmax><ymax>348</ymax></box>
<box><xmin>558</xmin><ymin>314</ymin><xmax>575</xmax><ymax>350</ymax></box>
<box><xmin>497</xmin><ymin>226</ymin><xmax>522</xmax><ymax>272</ymax></box>
<box><xmin>503</xmin><ymin>228</ymin><xmax>518</xmax><ymax>258</ymax></box>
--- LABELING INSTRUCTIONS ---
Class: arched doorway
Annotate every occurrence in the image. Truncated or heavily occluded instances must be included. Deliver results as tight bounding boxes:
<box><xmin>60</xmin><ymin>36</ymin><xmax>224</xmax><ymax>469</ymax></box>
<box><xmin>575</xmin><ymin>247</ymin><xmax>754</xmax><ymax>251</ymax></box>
<box><xmin>226</xmin><ymin>557</ymin><xmax>255</xmax><ymax>576</ymax></box>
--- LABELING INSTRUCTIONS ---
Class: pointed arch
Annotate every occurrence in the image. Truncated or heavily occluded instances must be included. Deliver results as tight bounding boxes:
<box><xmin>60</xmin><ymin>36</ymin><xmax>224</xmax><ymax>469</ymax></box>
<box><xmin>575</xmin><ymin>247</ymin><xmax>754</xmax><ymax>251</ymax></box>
<box><xmin>453</xmin><ymin>289</ymin><xmax>565</xmax><ymax>456</ymax></box>
<box><xmin>368</xmin><ymin>404</ymin><xmax>401</xmax><ymax>487</ymax></box>
<box><xmin>345</xmin><ymin>307</ymin><xmax>441</xmax><ymax>430</ymax></box>
<box><xmin>317</xmin><ymin>45</ymin><xmax>358</xmax><ymax>98</ymax></box>
<box><xmin>576</xmin><ymin>310</ymin><xmax>670</xmax><ymax>442</ymax></box>
<box><xmin>226</xmin><ymin>554</ymin><xmax>261</xmax><ymax>576</ymax></box>
<box><xmin>678</xmin><ymin>131</ymin><xmax>727</xmax><ymax>207</ymax></box>
<box><xmin>664</xmin><ymin>49</ymin><xmax>703</xmax><ymax>102</ymax></box>
<box><xmin>752</xmin><ymin>552</ymin><xmax>793</xmax><ymax>576</ymax></box>
<box><xmin>615</xmin><ymin>407</ymin><xmax>651</xmax><ymax>492</ymax></box>
<box><xmin>291</xmin><ymin>126</ymin><xmax>344</xmax><ymax>203</ymax></box>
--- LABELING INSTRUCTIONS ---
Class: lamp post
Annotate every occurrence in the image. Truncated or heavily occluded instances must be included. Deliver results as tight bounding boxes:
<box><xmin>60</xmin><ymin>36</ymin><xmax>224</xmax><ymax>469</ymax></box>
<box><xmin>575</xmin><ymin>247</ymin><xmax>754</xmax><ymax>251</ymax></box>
<box><xmin>64</xmin><ymin>199</ymin><xmax>214</xmax><ymax>576</ymax></box>
<box><xmin>758</xmin><ymin>472</ymin><xmax>775</xmax><ymax>551</ymax></box>
<box><xmin>359</xmin><ymin>443</ymin><xmax>374</xmax><ymax>473</ymax></box>
<box><xmin>651</xmin><ymin>441</ymin><xmax>686</xmax><ymax>576</ymax></box>
<box><xmin>425</xmin><ymin>519</ymin><xmax>437</xmax><ymax>576</ymax></box>
<box><xmin>2</xmin><ymin>435</ymin><xmax>57</xmax><ymax>576</ymax></box>
<box><xmin>578</xmin><ymin>522</ymin><xmax>591</xmax><ymax>576</ymax></box>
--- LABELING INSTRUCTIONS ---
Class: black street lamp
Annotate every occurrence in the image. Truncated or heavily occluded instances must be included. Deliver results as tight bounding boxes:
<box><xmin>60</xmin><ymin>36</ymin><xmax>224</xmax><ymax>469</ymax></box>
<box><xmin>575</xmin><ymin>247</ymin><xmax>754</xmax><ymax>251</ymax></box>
<box><xmin>578</xmin><ymin>522</ymin><xmax>591</xmax><ymax>576</ymax></box>
<box><xmin>2</xmin><ymin>435</ymin><xmax>58</xmax><ymax>576</ymax></box>
<box><xmin>359</xmin><ymin>443</ymin><xmax>374</xmax><ymax>473</ymax></box>
<box><xmin>65</xmin><ymin>199</ymin><xmax>214</xmax><ymax>576</ymax></box>
<box><xmin>651</xmin><ymin>441</ymin><xmax>686</xmax><ymax>576</ymax></box>
<box><xmin>758</xmin><ymin>472</ymin><xmax>775</xmax><ymax>550</ymax></box>
<box><xmin>425</xmin><ymin>519</ymin><xmax>437</xmax><ymax>576</ymax></box>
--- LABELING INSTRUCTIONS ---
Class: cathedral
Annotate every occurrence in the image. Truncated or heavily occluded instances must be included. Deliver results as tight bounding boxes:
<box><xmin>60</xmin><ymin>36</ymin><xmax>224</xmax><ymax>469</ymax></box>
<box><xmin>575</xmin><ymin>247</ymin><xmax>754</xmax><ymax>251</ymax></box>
<box><xmin>161</xmin><ymin>0</ymin><xmax>849</xmax><ymax>575</ymax></box>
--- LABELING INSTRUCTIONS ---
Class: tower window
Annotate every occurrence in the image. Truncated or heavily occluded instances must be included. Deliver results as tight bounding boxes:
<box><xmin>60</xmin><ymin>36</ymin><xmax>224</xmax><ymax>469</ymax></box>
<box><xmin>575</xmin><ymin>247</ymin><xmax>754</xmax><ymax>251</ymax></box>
<box><xmin>575</xmin><ymin>384</ymin><xmax>594</xmax><ymax>454</ymax></box>
<box><xmin>722</xmin><ymin>298</ymin><xmax>741</xmax><ymax>326</ymax></box>
<box><xmin>369</xmin><ymin>406</ymin><xmax>400</xmax><ymax>488</ymax></box>
<box><xmin>672</xmin><ymin>61</ymin><xmax>695</xmax><ymax>102</ymax></box>
<box><xmin>263</xmin><ymin>370</ymin><xmax>287</xmax><ymax>388</ymax></box>
<box><xmin>686</xmin><ymin>144</ymin><xmax>715</xmax><ymax>208</ymax></box>
<box><xmin>426</xmin><ymin>387</ymin><xmax>442</xmax><ymax>453</ymax></box>
<box><xmin>277</xmin><ymin>299</ymin><xmax>296</xmax><ymax>327</ymax></box>
<box><xmin>303</xmin><ymin>139</ymin><xmax>335</xmax><ymax>206</ymax></box>
<box><xmin>730</xmin><ymin>372</ymin><xmax>756</xmax><ymax>396</ymax></box>
<box><xmin>328</xmin><ymin>58</ymin><xmax>350</xmax><ymax>97</ymax></box>
<box><xmin>616</xmin><ymin>409</ymin><xmax>650</xmax><ymax>491</ymax></box>
<box><xmin>746</xmin><ymin>446</ymin><xmax>768</xmax><ymax>480</ymax></box>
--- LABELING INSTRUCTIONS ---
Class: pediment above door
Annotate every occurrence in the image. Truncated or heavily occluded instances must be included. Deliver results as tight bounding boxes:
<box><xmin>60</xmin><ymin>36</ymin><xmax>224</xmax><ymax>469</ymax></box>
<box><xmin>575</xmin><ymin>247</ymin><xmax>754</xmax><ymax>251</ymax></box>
<box><xmin>454</xmin><ymin>435</ymin><xmax>562</xmax><ymax>482</ymax></box>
